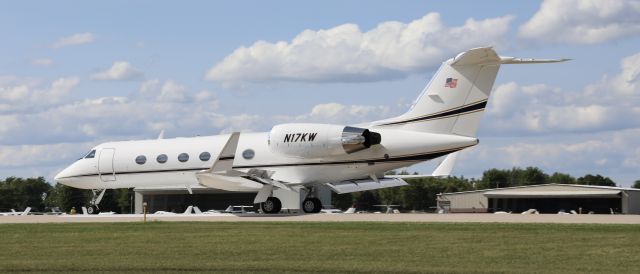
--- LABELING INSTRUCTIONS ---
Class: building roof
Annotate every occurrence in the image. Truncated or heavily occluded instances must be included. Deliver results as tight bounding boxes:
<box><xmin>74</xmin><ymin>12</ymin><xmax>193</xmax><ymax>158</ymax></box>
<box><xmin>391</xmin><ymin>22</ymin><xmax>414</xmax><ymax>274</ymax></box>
<box><xmin>438</xmin><ymin>183</ymin><xmax>640</xmax><ymax>196</ymax></box>
<box><xmin>484</xmin><ymin>190</ymin><xmax>621</xmax><ymax>198</ymax></box>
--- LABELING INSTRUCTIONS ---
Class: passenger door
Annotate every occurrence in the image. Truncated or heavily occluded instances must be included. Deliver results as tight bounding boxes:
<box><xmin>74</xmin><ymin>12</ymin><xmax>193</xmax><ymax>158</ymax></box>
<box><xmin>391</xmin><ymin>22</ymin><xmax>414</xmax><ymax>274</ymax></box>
<box><xmin>98</xmin><ymin>148</ymin><xmax>116</xmax><ymax>182</ymax></box>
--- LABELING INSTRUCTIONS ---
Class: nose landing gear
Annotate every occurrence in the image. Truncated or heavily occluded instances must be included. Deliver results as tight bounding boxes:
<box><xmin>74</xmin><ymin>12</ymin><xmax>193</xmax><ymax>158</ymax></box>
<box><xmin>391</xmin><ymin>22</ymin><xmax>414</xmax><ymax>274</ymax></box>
<box><xmin>85</xmin><ymin>189</ymin><xmax>106</xmax><ymax>214</ymax></box>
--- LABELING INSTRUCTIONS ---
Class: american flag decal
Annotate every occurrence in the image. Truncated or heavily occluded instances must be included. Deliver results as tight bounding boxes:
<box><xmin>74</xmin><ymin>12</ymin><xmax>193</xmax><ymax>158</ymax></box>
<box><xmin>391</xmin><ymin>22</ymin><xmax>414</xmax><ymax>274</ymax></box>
<box><xmin>445</xmin><ymin>78</ymin><xmax>458</xmax><ymax>88</ymax></box>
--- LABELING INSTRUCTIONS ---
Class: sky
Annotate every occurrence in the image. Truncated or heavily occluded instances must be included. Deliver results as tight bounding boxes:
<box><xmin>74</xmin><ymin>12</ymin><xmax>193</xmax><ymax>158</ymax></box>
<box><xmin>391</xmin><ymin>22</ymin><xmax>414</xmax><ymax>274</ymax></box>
<box><xmin>1</xmin><ymin>0</ymin><xmax>640</xmax><ymax>186</ymax></box>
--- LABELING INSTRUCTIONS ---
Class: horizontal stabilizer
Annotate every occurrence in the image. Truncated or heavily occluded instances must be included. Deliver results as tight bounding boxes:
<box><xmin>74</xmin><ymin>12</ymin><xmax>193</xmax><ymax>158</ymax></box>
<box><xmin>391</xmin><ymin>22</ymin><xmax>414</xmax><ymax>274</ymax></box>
<box><xmin>499</xmin><ymin>57</ymin><xmax>571</xmax><ymax>64</ymax></box>
<box><xmin>326</xmin><ymin>178</ymin><xmax>408</xmax><ymax>194</ymax></box>
<box><xmin>449</xmin><ymin>47</ymin><xmax>570</xmax><ymax>66</ymax></box>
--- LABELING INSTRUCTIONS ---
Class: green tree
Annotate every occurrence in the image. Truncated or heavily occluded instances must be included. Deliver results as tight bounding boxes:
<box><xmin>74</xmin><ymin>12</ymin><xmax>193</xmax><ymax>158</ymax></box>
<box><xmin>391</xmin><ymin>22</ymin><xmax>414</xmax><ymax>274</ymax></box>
<box><xmin>520</xmin><ymin>167</ymin><xmax>548</xmax><ymax>185</ymax></box>
<box><xmin>0</xmin><ymin>177</ymin><xmax>52</xmax><ymax>211</ymax></box>
<box><xmin>576</xmin><ymin>174</ymin><xmax>616</xmax><ymax>187</ymax></box>
<box><xmin>45</xmin><ymin>184</ymin><xmax>89</xmax><ymax>212</ymax></box>
<box><xmin>400</xmin><ymin>176</ymin><xmax>472</xmax><ymax>211</ymax></box>
<box><xmin>478</xmin><ymin>168</ymin><xmax>510</xmax><ymax>189</ymax></box>
<box><xmin>331</xmin><ymin>193</ymin><xmax>354</xmax><ymax>210</ymax></box>
<box><xmin>633</xmin><ymin>180</ymin><xmax>640</xmax><ymax>189</ymax></box>
<box><xmin>116</xmin><ymin>188</ymin><xmax>134</xmax><ymax>213</ymax></box>
<box><xmin>353</xmin><ymin>191</ymin><xmax>380</xmax><ymax>211</ymax></box>
<box><xmin>548</xmin><ymin>172</ymin><xmax>576</xmax><ymax>184</ymax></box>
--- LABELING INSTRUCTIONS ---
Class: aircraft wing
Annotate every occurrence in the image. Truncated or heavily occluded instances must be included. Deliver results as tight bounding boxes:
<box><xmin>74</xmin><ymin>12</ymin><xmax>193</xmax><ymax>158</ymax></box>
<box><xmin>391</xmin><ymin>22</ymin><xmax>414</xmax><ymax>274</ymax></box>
<box><xmin>326</xmin><ymin>178</ymin><xmax>408</xmax><ymax>194</ymax></box>
<box><xmin>196</xmin><ymin>132</ymin><xmax>290</xmax><ymax>192</ymax></box>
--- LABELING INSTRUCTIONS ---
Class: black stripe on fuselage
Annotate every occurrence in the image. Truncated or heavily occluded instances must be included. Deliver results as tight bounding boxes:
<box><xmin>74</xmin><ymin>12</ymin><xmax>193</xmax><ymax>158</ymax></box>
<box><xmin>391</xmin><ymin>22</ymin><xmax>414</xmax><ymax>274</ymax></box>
<box><xmin>219</xmin><ymin>156</ymin><xmax>235</xmax><ymax>160</ymax></box>
<box><xmin>56</xmin><ymin>147</ymin><xmax>467</xmax><ymax>180</ymax></box>
<box><xmin>377</xmin><ymin>100</ymin><xmax>488</xmax><ymax>126</ymax></box>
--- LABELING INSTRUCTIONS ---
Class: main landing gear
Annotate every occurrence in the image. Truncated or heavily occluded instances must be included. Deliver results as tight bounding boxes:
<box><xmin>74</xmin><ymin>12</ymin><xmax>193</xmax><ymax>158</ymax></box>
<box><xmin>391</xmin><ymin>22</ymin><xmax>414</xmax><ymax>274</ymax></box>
<box><xmin>302</xmin><ymin>197</ymin><xmax>322</xmax><ymax>213</ymax></box>
<box><xmin>302</xmin><ymin>186</ymin><xmax>322</xmax><ymax>213</ymax></box>
<box><xmin>259</xmin><ymin>197</ymin><xmax>282</xmax><ymax>214</ymax></box>
<box><xmin>253</xmin><ymin>185</ymin><xmax>323</xmax><ymax>214</ymax></box>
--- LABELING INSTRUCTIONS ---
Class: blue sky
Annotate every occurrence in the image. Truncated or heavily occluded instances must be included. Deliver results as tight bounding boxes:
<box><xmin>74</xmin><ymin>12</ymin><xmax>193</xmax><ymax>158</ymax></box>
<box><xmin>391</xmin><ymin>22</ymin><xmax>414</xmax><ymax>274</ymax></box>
<box><xmin>1</xmin><ymin>0</ymin><xmax>640</xmax><ymax>185</ymax></box>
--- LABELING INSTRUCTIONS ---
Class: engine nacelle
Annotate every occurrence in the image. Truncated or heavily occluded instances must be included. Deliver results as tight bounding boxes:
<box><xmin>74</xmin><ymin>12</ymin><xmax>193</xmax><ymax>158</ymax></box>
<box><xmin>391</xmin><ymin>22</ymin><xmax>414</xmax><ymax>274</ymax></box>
<box><xmin>268</xmin><ymin>123</ymin><xmax>381</xmax><ymax>158</ymax></box>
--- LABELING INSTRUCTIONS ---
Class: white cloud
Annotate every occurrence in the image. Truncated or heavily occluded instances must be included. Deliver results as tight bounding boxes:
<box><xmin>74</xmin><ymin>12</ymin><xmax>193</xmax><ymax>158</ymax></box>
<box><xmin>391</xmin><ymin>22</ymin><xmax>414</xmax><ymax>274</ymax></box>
<box><xmin>609</xmin><ymin>52</ymin><xmax>640</xmax><ymax>95</ymax></box>
<box><xmin>207</xmin><ymin>13</ymin><xmax>514</xmax><ymax>85</ymax></box>
<box><xmin>0</xmin><ymin>79</ymin><xmax>226</xmax><ymax>146</ymax></box>
<box><xmin>31</xmin><ymin>58</ymin><xmax>54</xmax><ymax>67</ymax></box>
<box><xmin>138</xmin><ymin>79</ymin><xmax>189</xmax><ymax>102</ymax></box>
<box><xmin>51</xmin><ymin>32</ymin><xmax>95</xmax><ymax>48</ymax></box>
<box><xmin>0</xmin><ymin>142</ymin><xmax>93</xmax><ymax>168</ymax></box>
<box><xmin>48</xmin><ymin>77</ymin><xmax>80</xmax><ymax>100</ymax></box>
<box><xmin>519</xmin><ymin>0</ymin><xmax>640</xmax><ymax>44</ymax></box>
<box><xmin>457</xmin><ymin>128</ymin><xmax>640</xmax><ymax>186</ymax></box>
<box><xmin>485</xmin><ymin>82</ymin><xmax>637</xmax><ymax>134</ymax></box>
<box><xmin>91</xmin><ymin>61</ymin><xmax>143</xmax><ymax>81</ymax></box>
<box><xmin>0</xmin><ymin>76</ymin><xmax>79</xmax><ymax>112</ymax></box>
<box><xmin>484</xmin><ymin>51</ymin><xmax>640</xmax><ymax>135</ymax></box>
<box><xmin>270</xmin><ymin>102</ymin><xmax>393</xmax><ymax>126</ymax></box>
<box><xmin>0</xmin><ymin>84</ymin><xmax>30</xmax><ymax>102</ymax></box>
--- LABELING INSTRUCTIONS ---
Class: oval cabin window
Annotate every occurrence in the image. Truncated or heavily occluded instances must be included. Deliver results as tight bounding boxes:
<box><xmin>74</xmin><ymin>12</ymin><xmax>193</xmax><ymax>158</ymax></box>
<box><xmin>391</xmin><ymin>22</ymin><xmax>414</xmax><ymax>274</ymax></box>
<box><xmin>157</xmin><ymin>154</ymin><xmax>168</xmax><ymax>164</ymax></box>
<box><xmin>199</xmin><ymin>152</ymin><xmax>211</xmax><ymax>161</ymax></box>
<box><xmin>178</xmin><ymin>153</ymin><xmax>189</xmax><ymax>162</ymax></box>
<box><xmin>135</xmin><ymin>155</ymin><xmax>147</xmax><ymax>165</ymax></box>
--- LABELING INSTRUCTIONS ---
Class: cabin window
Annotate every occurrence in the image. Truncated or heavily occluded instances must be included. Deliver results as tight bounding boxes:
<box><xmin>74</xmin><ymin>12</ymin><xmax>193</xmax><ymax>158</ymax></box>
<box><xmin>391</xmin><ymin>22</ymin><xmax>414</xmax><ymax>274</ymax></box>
<box><xmin>178</xmin><ymin>153</ymin><xmax>189</xmax><ymax>162</ymax></box>
<box><xmin>84</xmin><ymin>150</ymin><xmax>96</xmax><ymax>159</ymax></box>
<box><xmin>242</xmin><ymin>149</ymin><xmax>255</xmax><ymax>160</ymax></box>
<box><xmin>135</xmin><ymin>155</ymin><xmax>147</xmax><ymax>165</ymax></box>
<box><xmin>199</xmin><ymin>152</ymin><xmax>211</xmax><ymax>161</ymax></box>
<box><xmin>157</xmin><ymin>154</ymin><xmax>168</xmax><ymax>164</ymax></box>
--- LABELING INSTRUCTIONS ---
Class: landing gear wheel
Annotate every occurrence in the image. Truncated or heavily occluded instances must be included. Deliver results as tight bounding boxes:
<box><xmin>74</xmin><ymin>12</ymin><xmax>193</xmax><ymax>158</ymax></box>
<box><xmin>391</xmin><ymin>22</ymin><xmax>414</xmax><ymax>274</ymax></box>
<box><xmin>86</xmin><ymin>205</ymin><xmax>100</xmax><ymax>215</ymax></box>
<box><xmin>302</xmin><ymin>198</ymin><xmax>322</xmax><ymax>213</ymax></box>
<box><xmin>261</xmin><ymin>197</ymin><xmax>282</xmax><ymax>214</ymax></box>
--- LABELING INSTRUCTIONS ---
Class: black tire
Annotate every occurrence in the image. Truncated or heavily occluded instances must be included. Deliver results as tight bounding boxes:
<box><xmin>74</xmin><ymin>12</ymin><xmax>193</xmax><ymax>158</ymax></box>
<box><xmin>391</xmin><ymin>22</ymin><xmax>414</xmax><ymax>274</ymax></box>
<box><xmin>261</xmin><ymin>197</ymin><xmax>282</xmax><ymax>214</ymax></box>
<box><xmin>87</xmin><ymin>205</ymin><xmax>100</xmax><ymax>215</ymax></box>
<box><xmin>311</xmin><ymin>198</ymin><xmax>322</xmax><ymax>213</ymax></box>
<box><xmin>302</xmin><ymin>198</ymin><xmax>322</xmax><ymax>213</ymax></box>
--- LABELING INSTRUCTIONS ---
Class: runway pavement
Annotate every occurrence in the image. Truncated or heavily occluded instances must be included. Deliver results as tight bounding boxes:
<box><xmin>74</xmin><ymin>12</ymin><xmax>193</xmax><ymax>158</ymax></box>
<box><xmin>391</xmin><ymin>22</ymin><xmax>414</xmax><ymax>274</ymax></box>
<box><xmin>1</xmin><ymin>213</ymin><xmax>640</xmax><ymax>224</ymax></box>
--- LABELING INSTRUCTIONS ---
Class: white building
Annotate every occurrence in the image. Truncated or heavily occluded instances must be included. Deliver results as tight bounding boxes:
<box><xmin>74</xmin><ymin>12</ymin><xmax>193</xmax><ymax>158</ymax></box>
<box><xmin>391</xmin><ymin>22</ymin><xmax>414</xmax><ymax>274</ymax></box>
<box><xmin>437</xmin><ymin>184</ymin><xmax>640</xmax><ymax>214</ymax></box>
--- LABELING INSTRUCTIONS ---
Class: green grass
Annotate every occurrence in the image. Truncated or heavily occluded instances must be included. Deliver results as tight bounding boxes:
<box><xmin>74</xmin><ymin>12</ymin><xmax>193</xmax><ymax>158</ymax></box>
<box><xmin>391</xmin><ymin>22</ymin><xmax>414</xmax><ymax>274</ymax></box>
<box><xmin>0</xmin><ymin>222</ymin><xmax>638</xmax><ymax>273</ymax></box>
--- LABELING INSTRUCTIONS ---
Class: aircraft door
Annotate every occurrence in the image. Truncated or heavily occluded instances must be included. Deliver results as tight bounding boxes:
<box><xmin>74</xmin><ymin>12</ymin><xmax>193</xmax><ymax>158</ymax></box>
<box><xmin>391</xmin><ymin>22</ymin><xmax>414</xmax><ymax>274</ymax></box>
<box><xmin>98</xmin><ymin>148</ymin><xmax>116</xmax><ymax>182</ymax></box>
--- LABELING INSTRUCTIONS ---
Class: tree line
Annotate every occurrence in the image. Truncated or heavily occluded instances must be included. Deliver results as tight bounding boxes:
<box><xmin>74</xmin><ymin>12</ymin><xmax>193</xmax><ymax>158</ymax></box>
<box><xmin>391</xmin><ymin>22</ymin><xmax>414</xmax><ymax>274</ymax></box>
<box><xmin>0</xmin><ymin>177</ymin><xmax>133</xmax><ymax>213</ymax></box>
<box><xmin>1</xmin><ymin>167</ymin><xmax>639</xmax><ymax>213</ymax></box>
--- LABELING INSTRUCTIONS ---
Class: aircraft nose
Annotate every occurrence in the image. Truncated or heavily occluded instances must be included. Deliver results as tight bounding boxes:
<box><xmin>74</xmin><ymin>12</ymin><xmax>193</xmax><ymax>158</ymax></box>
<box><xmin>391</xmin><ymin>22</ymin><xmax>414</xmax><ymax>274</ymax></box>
<box><xmin>54</xmin><ymin>166</ymin><xmax>72</xmax><ymax>185</ymax></box>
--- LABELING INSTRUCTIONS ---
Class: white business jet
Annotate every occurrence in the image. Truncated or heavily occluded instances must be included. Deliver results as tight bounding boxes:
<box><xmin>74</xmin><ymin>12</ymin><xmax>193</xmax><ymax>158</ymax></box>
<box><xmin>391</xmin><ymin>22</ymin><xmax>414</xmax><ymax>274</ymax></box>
<box><xmin>55</xmin><ymin>47</ymin><xmax>568</xmax><ymax>214</ymax></box>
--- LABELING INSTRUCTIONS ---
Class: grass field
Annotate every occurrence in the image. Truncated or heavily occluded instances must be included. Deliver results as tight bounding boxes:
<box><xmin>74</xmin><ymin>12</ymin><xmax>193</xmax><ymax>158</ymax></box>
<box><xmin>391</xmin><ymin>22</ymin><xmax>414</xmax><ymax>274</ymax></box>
<box><xmin>0</xmin><ymin>222</ymin><xmax>639</xmax><ymax>273</ymax></box>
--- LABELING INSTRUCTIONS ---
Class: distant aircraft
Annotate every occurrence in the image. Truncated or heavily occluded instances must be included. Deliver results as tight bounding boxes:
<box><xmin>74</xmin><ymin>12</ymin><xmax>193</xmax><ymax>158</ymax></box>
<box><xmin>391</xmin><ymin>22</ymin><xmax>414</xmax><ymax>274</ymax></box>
<box><xmin>0</xmin><ymin>207</ymin><xmax>31</xmax><ymax>216</ymax></box>
<box><xmin>55</xmin><ymin>47</ymin><xmax>568</xmax><ymax>214</ymax></box>
<box><xmin>373</xmin><ymin>205</ymin><xmax>401</xmax><ymax>214</ymax></box>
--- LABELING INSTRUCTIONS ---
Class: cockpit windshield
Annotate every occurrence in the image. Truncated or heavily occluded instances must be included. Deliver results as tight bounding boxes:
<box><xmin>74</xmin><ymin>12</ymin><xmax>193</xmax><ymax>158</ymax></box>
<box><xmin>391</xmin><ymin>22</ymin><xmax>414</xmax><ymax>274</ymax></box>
<box><xmin>84</xmin><ymin>149</ymin><xmax>96</xmax><ymax>159</ymax></box>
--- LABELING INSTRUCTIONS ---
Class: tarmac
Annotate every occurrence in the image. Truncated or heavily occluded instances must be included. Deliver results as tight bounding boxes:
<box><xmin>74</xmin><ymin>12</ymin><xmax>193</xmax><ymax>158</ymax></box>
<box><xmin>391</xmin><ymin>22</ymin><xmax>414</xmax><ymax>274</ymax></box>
<box><xmin>1</xmin><ymin>213</ymin><xmax>640</xmax><ymax>224</ymax></box>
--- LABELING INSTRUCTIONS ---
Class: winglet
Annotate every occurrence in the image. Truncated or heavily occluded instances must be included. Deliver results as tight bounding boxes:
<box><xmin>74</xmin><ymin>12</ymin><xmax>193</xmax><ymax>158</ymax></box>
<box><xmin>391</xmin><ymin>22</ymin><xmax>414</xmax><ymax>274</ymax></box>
<box><xmin>210</xmin><ymin>132</ymin><xmax>240</xmax><ymax>173</ymax></box>
<box><xmin>157</xmin><ymin>130</ymin><xmax>165</xmax><ymax>139</ymax></box>
<box><xmin>431</xmin><ymin>152</ymin><xmax>459</xmax><ymax>177</ymax></box>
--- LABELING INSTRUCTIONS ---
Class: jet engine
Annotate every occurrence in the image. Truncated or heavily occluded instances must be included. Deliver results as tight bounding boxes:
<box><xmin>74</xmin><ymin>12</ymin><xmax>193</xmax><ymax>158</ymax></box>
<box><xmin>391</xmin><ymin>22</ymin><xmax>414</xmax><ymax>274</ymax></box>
<box><xmin>268</xmin><ymin>123</ymin><xmax>381</xmax><ymax>158</ymax></box>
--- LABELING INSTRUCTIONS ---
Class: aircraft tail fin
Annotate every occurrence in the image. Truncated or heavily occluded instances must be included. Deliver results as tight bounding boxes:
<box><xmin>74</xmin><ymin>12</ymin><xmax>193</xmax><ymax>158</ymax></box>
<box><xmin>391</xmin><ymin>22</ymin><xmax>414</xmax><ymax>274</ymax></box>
<box><xmin>371</xmin><ymin>47</ymin><xmax>568</xmax><ymax>137</ymax></box>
